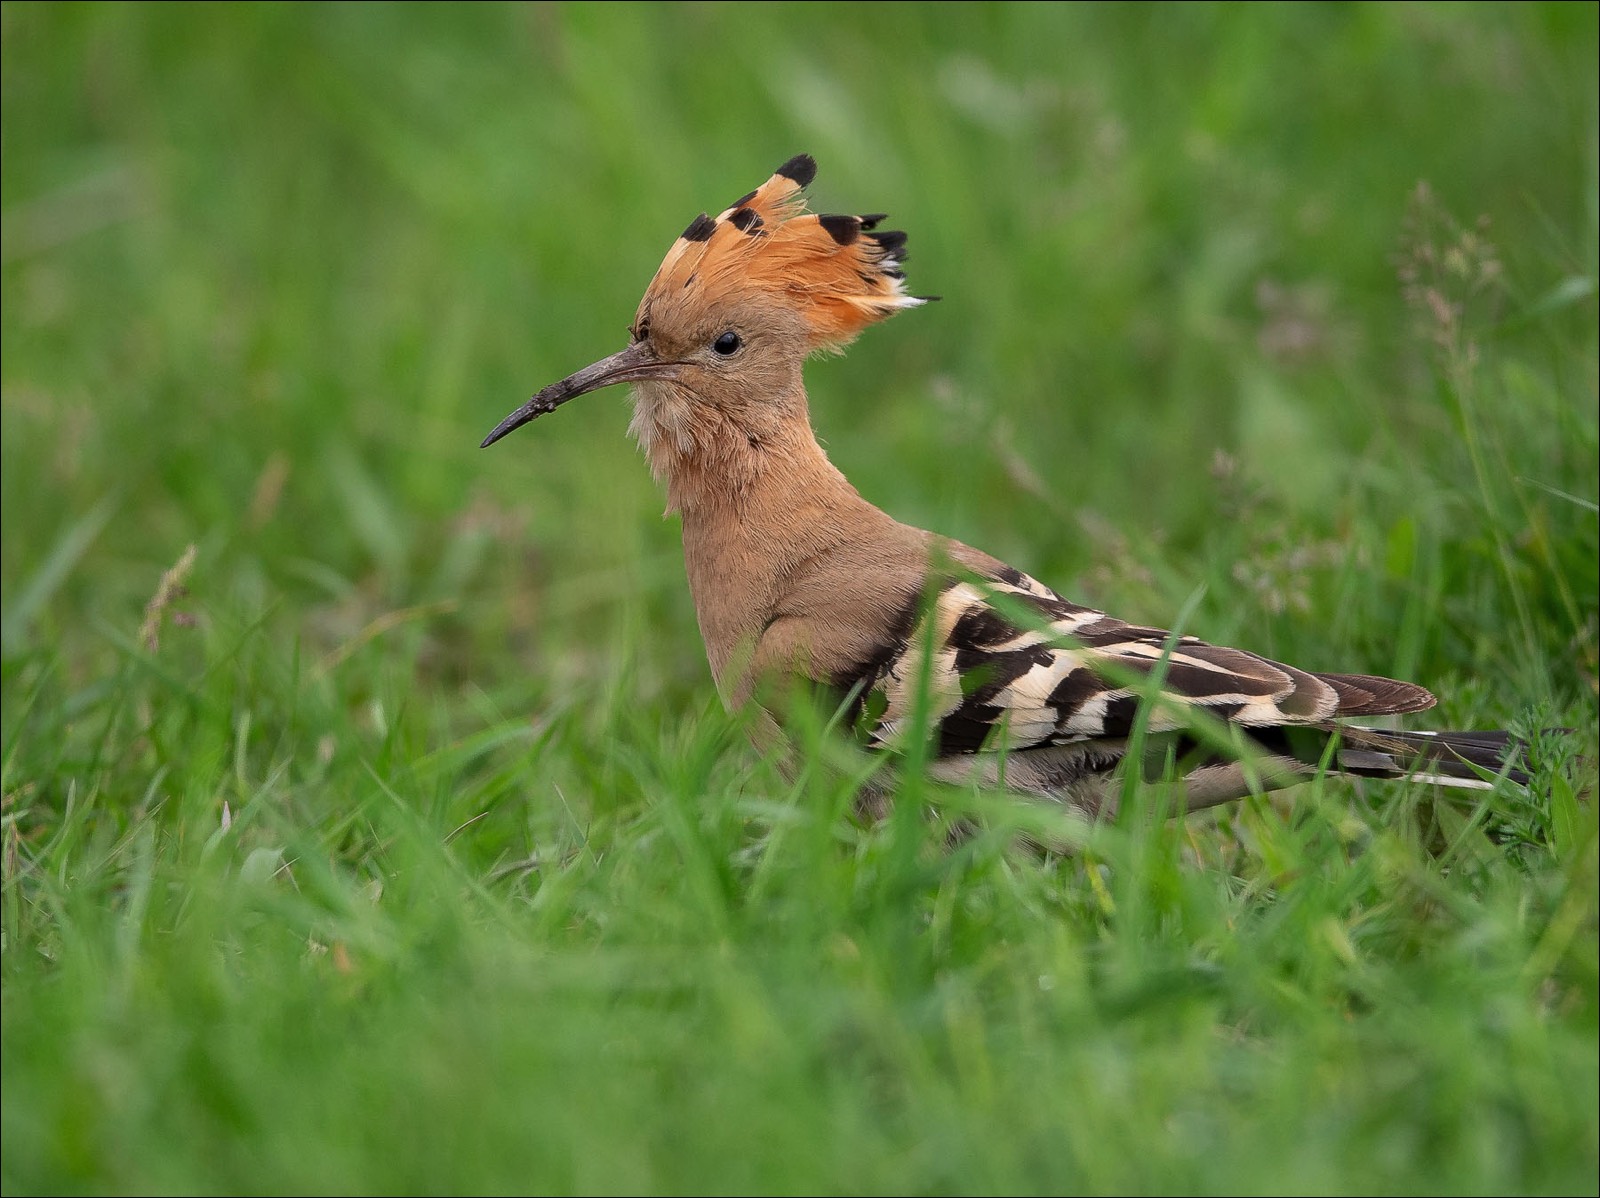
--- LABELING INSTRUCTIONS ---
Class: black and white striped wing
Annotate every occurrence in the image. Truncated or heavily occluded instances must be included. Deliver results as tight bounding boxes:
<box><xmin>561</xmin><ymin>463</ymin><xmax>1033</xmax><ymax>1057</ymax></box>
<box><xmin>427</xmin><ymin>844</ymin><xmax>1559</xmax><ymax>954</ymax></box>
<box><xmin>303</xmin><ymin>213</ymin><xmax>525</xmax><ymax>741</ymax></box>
<box><xmin>847</xmin><ymin>568</ymin><xmax>1434</xmax><ymax>755</ymax></box>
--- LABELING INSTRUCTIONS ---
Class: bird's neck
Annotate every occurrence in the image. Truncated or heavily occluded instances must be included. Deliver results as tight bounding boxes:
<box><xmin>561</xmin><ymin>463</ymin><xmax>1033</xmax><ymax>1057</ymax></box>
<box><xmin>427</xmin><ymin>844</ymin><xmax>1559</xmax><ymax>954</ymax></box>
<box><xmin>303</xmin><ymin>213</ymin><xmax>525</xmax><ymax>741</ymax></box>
<box><xmin>630</xmin><ymin>385</ymin><xmax>902</xmax><ymax>685</ymax></box>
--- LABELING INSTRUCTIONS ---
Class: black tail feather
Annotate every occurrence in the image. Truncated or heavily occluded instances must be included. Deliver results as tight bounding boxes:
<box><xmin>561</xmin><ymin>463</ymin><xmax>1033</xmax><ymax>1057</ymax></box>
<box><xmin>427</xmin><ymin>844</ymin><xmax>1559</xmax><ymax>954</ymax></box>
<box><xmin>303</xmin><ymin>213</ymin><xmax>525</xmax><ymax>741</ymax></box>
<box><xmin>1164</xmin><ymin>725</ymin><xmax>1537</xmax><ymax>789</ymax></box>
<box><xmin>1330</xmin><ymin>727</ymin><xmax>1530</xmax><ymax>787</ymax></box>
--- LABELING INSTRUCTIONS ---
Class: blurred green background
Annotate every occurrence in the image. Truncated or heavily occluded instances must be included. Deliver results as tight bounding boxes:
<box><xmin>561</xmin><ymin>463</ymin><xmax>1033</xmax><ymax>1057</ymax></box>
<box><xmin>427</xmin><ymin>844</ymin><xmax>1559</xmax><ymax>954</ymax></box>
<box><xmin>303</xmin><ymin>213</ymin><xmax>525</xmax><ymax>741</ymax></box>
<box><xmin>3</xmin><ymin>1</ymin><xmax>1595</xmax><ymax>682</ymax></box>
<box><xmin>3</xmin><ymin>3</ymin><xmax>1596</xmax><ymax>1193</ymax></box>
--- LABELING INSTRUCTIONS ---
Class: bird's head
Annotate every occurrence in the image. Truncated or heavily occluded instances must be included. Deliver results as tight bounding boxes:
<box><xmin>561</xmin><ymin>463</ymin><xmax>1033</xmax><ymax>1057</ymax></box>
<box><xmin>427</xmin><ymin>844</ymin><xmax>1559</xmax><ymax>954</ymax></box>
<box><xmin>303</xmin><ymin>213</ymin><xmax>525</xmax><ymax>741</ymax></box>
<box><xmin>480</xmin><ymin>154</ymin><xmax>930</xmax><ymax>450</ymax></box>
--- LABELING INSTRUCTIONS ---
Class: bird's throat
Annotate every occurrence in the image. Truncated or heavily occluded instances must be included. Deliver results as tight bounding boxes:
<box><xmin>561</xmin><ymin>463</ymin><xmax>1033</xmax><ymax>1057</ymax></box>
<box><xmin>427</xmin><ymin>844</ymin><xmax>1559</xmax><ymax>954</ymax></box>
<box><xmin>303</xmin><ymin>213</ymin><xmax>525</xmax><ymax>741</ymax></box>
<box><xmin>631</xmin><ymin>387</ymin><xmax>900</xmax><ymax>687</ymax></box>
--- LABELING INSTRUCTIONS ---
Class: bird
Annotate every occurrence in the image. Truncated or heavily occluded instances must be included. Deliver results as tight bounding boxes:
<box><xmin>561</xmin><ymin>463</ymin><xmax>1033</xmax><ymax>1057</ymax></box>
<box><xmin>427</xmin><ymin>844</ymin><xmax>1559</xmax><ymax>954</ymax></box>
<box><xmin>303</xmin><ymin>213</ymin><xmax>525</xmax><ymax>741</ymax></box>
<box><xmin>481</xmin><ymin>153</ymin><xmax>1534</xmax><ymax>817</ymax></box>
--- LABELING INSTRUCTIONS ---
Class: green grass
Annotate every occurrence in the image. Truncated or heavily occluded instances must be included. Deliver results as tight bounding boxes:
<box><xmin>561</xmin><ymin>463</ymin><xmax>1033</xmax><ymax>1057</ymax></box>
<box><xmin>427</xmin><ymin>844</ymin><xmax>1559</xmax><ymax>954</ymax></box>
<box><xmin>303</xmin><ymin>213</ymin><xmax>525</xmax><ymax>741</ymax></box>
<box><xmin>3</xmin><ymin>2</ymin><xmax>1597</xmax><ymax>1193</ymax></box>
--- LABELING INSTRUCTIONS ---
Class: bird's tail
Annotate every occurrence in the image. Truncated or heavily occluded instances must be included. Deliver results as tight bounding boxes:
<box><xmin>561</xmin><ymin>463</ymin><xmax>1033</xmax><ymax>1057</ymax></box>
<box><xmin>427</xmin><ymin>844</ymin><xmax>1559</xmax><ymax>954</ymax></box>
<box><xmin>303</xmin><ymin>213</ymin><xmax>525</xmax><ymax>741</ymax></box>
<box><xmin>1327</xmin><ymin>726</ymin><xmax>1530</xmax><ymax>789</ymax></box>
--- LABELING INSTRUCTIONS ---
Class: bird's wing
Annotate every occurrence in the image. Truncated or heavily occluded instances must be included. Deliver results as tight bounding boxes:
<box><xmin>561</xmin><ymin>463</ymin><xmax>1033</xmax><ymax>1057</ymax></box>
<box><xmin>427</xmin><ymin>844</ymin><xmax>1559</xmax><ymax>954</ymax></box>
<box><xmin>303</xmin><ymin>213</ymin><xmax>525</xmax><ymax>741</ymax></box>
<box><xmin>841</xmin><ymin>566</ymin><xmax>1434</xmax><ymax>755</ymax></box>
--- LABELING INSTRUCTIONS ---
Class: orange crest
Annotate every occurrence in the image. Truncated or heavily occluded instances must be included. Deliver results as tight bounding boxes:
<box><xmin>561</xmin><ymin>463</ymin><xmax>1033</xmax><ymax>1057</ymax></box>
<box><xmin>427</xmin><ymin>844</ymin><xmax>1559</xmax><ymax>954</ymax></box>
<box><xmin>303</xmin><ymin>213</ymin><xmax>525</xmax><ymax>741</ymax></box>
<box><xmin>640</xmin><ymin>154</ymin><xmax>931</xmax><ymax>353</ymax></box>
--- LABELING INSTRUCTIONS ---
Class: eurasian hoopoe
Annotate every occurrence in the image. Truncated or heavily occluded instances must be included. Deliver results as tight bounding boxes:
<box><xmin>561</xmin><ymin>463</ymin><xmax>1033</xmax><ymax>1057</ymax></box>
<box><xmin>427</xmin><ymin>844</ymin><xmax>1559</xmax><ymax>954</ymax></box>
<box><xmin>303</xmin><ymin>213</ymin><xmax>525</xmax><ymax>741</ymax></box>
<box><xmin>483</xmin><ymin>154</ymin><xmax>1533</xmax><ymax>816</ymax></box>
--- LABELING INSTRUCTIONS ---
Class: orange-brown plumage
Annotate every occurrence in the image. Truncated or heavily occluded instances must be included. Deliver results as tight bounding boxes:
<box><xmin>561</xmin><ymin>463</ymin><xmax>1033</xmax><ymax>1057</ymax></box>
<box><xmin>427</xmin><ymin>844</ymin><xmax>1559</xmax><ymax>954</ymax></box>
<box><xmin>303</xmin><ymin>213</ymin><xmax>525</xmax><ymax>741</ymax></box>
<box><xmin>480</xmin><ymin>154</ymin><xmax>1536</xmax><ymax>814</ymax></box>
<box><xmin>635</xmin><ymin>154</ymin><xmax>928</xmax><ymax>358</ymax></box>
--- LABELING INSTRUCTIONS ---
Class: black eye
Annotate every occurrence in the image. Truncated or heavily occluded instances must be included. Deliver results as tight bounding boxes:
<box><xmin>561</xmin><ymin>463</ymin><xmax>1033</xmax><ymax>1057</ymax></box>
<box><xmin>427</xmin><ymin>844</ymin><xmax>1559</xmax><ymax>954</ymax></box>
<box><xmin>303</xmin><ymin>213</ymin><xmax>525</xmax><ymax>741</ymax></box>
<box><xmin>712</xmin><ymin>331</ymin><xmax>741</xmax><ymax>356</ymax></box>
<box><xmin>633</xmin><ymin>320</ymin><xmax>650</xmax><ymax>343</ymax></box>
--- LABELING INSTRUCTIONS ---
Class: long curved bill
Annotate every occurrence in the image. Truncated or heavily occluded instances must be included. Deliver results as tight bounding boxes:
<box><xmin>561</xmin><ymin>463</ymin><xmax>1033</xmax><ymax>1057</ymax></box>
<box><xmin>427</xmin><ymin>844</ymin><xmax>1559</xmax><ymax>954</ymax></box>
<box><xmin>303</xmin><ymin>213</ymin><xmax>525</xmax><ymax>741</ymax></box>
<box><xmin>480</xmin><ymin>342</ymin><xmax>683</xmax><ymax>448</ymax></box>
